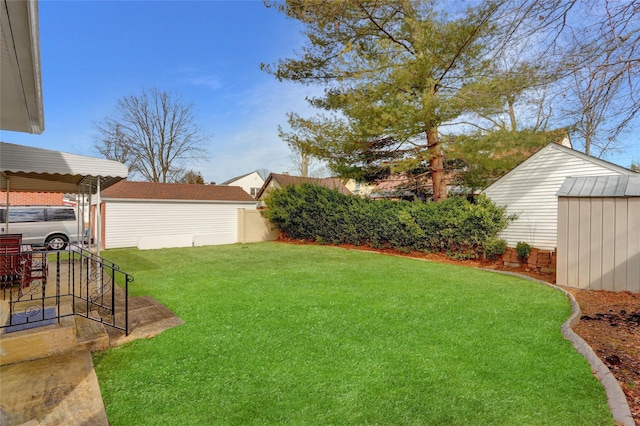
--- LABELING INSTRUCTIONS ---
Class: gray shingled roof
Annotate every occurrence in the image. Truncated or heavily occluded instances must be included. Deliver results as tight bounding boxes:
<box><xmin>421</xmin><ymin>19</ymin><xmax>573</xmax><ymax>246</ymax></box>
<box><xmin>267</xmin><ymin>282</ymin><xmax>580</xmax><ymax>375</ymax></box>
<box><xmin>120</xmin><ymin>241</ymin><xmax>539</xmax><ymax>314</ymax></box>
<box><xmin>557</xmin><ymin>175</ymin><xmax>640</xmax><ymax>197</ymax></box>
<box><xmin>220</xmin><ymin>171</ymin><xmax>256</xmax><ymax>185</ymax></box>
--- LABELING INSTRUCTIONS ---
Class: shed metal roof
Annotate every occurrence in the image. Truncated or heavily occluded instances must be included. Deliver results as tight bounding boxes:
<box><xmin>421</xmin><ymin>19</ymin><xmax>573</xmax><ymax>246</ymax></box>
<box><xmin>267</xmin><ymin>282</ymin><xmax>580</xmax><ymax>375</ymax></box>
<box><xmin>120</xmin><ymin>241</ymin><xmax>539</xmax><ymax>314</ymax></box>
<box><xmin>557</xmin><ymin>175</ymin><xmax>640</xmax><ymax>197</ymax></box>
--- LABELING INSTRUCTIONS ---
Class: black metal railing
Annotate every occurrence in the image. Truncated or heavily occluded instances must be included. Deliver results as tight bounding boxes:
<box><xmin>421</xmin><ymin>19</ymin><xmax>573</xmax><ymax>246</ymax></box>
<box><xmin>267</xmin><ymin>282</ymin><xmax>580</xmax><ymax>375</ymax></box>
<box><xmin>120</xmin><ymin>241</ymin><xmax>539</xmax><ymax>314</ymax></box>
<box><xmin>1</xmin><ymin>241</ymin><xmax>132</xmax><ymax>335</ymax></box>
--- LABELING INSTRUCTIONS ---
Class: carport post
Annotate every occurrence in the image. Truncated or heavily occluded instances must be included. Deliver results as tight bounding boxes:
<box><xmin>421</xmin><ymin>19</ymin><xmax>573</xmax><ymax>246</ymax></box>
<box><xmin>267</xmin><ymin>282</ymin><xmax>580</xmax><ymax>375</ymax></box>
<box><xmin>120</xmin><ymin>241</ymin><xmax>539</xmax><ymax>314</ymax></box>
<box><xmin>3</xmin><ymin>174</ymin><xmax>8</xmax><ymax>232</ymax></box>
<box><xmin>96</xmin><ymin>178</ymin><xmax>101</xmax><ymax>258</ymax></box>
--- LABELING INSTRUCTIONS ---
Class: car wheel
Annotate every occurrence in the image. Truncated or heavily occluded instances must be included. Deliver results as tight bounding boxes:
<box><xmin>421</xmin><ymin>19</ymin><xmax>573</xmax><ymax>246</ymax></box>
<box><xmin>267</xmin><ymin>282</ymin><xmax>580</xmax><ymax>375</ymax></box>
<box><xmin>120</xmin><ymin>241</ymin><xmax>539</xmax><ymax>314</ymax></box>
<box><xmin>45</xmin><ymin>234</ymin><xmax>69</xmax><ymax>250</ymax></box>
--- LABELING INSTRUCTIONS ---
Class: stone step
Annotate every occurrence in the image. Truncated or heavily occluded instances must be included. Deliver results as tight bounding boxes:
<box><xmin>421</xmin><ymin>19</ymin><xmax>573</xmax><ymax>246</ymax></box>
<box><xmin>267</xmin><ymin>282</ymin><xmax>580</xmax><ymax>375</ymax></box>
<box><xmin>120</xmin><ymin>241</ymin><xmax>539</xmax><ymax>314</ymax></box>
<box><xmin>74</xmin><ymin>316</ymin><xmax>109</xmax><ymax>353</ymax></box>
<box><xmin>105</xmin><ymin>298</ymin><xmax>184</xmax><ymax>347</ymax></box>
<box><xmin>1</xmin><ymin>295</ymin><xmax>183</xmax><ymax>365</ymax></box>
<box><xmin>0</xmin><ymin>315</ymin><xmax>76</xmax><ymax>366</ymax></box>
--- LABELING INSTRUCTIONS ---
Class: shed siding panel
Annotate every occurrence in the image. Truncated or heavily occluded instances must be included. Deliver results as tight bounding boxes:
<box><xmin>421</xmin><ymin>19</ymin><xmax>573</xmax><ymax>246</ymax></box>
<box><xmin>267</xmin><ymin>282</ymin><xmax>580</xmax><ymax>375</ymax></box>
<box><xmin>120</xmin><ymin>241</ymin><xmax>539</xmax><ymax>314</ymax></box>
<box><xmin>578</xmin><ymin>198</ymin><xmax>591</xmax><ymax>289</ymax></box>
<box><xmin>556</xmin><ymin>198</ymin><xmax>569</xmax><ymax>286</ymax></box>
<box><xmin>614</xmin><ymin>199</ymin><xmax>628</xmax><ymax>291</ymax></box>
<box><xmin>601</xmin><ymin>198</ymin><xmax>616</xmax><ymax>290</ymax></box>
<box><xmin>558</xmin><ymin>193</ymin><xmax>639</xmax><ymax>292</ymax></box>
<box><xmin>566</xmin><ymin>198</ymin><xmax>580</xmax><ymax>288</ymax></box>
<box><xmin>104</xmin><ymin>201</ymin><xmax>255</xmax><ymax>249</ymax></box>
<box><xmin>483</xmin><ymin>145</ymin><xmax>631</xmax><ymax>249</ymax></box>
<box><xmin>628</xmin><ymin>198</ymin><xmax>640</xmax><ymax>292</ymax></box>
<box><xmin>589</xmin><ymin>199</ymin><xmax>603</xmax><ymax>290</ymax></box>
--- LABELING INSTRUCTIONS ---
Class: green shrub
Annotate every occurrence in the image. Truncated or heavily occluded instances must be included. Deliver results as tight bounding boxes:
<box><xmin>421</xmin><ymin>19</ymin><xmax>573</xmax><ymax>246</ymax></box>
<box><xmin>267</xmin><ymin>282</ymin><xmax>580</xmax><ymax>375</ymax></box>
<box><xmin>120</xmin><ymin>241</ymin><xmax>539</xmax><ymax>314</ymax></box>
<box><xmin>516</xmin><ymin>241</ymin><xmax>531</xmax><ymax>262</ymax></box>
<box><xmin>262</xmin><ymin>184</ymin><xmax>513</xmax><ymax>258</ymax></box>
<box><xmin>483</xmin><ymin>238</ymin><xmax>508</xmax><ymax>260</ymax></box>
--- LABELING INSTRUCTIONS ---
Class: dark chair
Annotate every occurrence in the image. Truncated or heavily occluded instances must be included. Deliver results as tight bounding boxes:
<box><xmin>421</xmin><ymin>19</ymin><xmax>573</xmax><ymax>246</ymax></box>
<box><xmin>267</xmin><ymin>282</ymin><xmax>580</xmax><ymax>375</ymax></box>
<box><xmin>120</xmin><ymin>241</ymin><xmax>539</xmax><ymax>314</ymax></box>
<box><xmin>0</xmin><ymin>234</ymin><xmax>30</xmax><ymax>288</ymax></box>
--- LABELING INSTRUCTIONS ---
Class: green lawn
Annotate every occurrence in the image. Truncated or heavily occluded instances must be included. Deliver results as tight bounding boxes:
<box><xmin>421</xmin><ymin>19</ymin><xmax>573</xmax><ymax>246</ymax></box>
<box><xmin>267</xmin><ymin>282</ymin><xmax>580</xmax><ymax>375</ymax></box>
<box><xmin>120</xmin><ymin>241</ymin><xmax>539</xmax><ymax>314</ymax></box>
<box><xmin>94</xmin><ymin>242</ymin><xmax>613</xmax><ymax>425</ymax></box>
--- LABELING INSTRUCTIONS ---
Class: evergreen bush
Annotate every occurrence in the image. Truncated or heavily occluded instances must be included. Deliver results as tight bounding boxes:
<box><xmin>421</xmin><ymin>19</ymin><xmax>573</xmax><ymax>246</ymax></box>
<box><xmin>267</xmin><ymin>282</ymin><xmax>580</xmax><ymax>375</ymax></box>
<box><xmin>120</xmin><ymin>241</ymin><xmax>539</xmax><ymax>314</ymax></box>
<box><xmin>516</xmin><ymin>241</ymin><xmax>531</xmax><ymax>262</ymax></box>
<box><xmin>483</xmin><ymin>238</ymin><xmax>508</xmax><ymax>260</ymax></box>
<box><xmin>262</xmin><ymin>184</ymin><xmax>513</xmax><ymax>258</ymax></box>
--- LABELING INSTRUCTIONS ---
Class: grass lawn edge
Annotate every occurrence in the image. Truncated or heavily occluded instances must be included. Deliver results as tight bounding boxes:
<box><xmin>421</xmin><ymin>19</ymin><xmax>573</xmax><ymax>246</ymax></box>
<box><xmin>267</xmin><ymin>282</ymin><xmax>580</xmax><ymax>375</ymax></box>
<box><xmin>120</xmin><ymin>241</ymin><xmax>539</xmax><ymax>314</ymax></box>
<box><xmin>478</xmin><ymin>268</ymin><xmax>635</xmax><ymax>426</ymax></box>
<box><xmin>96</xmin><ymin>243</ymin><xmax>621</xmax><ymax>425</ymax></box>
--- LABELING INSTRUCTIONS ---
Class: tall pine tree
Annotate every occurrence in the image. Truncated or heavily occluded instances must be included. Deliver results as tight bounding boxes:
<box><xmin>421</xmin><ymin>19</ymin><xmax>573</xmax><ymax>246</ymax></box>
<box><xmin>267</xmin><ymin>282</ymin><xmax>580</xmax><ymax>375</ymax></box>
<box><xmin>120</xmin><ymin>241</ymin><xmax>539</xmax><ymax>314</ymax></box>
<box><xmin>263</xmin><ymin>1</ymin><xmax>518</xmax><ymax>201</ymax></box>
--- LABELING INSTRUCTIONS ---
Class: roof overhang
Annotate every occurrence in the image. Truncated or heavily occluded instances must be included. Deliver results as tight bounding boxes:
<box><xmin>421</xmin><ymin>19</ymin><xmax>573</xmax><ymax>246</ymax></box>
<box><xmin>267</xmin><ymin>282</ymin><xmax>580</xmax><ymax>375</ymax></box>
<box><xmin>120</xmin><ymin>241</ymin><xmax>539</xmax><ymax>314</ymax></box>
<box><xmin>1</xmin><ymin>141</ymin><xmax>129</xmax><ymax>193</ymax></box>
<box><xmin>0</xmin><ymin>0</ymin><xmax>44</xmax><ymax>134</ymax></box>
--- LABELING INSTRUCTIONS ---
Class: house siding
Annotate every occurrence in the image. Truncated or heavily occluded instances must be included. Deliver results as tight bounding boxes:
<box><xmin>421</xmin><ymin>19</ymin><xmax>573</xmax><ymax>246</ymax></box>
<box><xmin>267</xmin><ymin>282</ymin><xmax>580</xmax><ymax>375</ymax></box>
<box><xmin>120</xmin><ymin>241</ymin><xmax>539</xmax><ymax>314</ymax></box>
<box><xmin>483</xmin><ymin>144</ymin><xmax>634</xmax><ymax>250</ymax></box>
<box><xmin>225</xmin><ymin>172</ymin><xmax>264</xmax><ymax>197</ymax></box>
<box><xmin>103</xmin><ymin>200</ymin><xmax>256</xmax><ymax>249</ymax></box>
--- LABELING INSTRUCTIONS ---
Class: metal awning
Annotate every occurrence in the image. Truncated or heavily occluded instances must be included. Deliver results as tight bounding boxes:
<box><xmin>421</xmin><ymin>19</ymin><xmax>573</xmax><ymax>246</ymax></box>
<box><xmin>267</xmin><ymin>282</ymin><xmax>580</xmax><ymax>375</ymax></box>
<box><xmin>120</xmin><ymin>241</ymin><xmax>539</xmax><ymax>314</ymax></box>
<box><xmin>1</xmin><ymin>141</ymin><xmax>128</xmax><ymax>193</ymax></box>
<box><xmin>0</xmin><ymin>0</ymin><xmax>44</xmax><ymax>134</ymax></box>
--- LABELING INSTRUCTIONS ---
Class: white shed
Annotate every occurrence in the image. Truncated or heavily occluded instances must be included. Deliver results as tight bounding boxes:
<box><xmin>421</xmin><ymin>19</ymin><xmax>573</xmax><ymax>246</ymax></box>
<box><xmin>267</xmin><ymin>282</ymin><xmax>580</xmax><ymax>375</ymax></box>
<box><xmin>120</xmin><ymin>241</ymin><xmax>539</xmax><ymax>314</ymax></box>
<box><xmin>482</xmin><ymin>143</ymin><xmax>636</xmax><ymax>250</ymax></box>
<box><xmin>557</xmin><ymin>175</ymin><xmax>640</xmax><ymax>293</ymax></box>
<box><xmin>99</xmin><ymin>181</ymin><xmax>257</xmax><ymax>249</ymax></box>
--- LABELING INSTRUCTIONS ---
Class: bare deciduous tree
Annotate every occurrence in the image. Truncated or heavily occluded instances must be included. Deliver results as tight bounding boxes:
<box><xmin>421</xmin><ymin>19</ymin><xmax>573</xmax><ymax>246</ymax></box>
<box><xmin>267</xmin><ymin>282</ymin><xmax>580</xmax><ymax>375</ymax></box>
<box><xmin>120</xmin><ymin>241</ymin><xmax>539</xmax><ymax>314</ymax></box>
<box><xmin>286</xmin><ymin>144</ymin><xmax>329</xmax><ymax>178</ymax></box>
<box><xmin>179</xmin><ymin>169</ymin><xmax>205</xmax><ymax>184</ymax></box>
<box><xmin>256</xmin><ymin>168</ymin><xmax>271</xmax><ymax>180</ymax></box>
<box><xmin>504</xmin><ymin>0</ymin><xmax>640</xmax><ymax>157</ymax></box>
<box><xmin>94</xmin><ymin>88</ymin><xmax>209</xmax><ymax>182</ymax></box>
<box><xmin>560</xmin><ymin>1</ymin><xmax>640</xmax><ymax>157</ymax></box>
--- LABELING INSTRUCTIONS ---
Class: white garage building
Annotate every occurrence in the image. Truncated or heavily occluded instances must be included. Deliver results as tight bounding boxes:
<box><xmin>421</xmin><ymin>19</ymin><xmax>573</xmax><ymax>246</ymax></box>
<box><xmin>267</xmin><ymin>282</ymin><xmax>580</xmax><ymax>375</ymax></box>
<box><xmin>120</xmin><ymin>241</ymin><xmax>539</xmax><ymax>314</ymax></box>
<box><xmin>99</xmin><ymin>181</ymin><xmax>257</xmax><ymax>249</ymax></box>
<box><xmin>482</xmin><ymin>143</ymin><xmax>636</xmax><ymax>250</ymax></box>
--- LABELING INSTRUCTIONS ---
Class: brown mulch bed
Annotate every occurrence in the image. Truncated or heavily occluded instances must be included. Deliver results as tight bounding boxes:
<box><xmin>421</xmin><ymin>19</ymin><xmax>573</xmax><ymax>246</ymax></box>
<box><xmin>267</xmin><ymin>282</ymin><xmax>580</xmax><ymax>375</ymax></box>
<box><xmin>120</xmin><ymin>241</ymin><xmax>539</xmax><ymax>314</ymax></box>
<box><xmin>277</xmin><ymin>239</ymin><xmax>640</xmax><ymax>422</ymax></box>
<box><xmin>564</xmin><ymin>288</ymin><xmax>640</xmax><ymax>423</ymax></box>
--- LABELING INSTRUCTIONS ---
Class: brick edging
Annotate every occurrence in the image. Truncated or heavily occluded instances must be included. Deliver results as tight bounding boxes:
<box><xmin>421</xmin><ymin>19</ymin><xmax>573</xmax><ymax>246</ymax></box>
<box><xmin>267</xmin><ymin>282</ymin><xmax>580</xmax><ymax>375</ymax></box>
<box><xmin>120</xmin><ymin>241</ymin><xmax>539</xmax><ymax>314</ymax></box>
<box><xmin>481</xmin><ymin>269</ymin><xmax>635</xmax><ymax>426</ymax></box>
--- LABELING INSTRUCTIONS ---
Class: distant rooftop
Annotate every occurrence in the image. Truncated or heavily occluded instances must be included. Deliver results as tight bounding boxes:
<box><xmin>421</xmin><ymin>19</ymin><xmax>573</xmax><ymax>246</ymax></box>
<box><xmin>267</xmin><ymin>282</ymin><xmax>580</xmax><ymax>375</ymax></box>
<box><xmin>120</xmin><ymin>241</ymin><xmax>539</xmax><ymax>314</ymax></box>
<box><xmin>221</xmin><ymin>171</ymin><xmax>260</xmax><ymax>185</ymax></box>
<box><xmin>101</xmin><ymin>181</ymin><xmax>256</xmax><ymax>202</ymax></box>
<box><xmin>256</xmin><ymin>173</ymin><xmax>351</xmax><ymax>199</ymax></box>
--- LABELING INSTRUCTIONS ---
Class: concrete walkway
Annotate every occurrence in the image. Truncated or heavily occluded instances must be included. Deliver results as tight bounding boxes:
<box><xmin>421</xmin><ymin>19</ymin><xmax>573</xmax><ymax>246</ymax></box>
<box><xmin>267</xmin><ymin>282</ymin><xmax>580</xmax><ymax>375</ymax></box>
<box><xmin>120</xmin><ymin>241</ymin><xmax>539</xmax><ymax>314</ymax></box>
<box><xmin>0</xmin><ymin>296</ymin><xmax>183</xmax><ymax>426</ymax></box>
<box><xmin>0</xmin><ymin>351</ymin><xmax>108</xmax><ymax>426</ymax></box>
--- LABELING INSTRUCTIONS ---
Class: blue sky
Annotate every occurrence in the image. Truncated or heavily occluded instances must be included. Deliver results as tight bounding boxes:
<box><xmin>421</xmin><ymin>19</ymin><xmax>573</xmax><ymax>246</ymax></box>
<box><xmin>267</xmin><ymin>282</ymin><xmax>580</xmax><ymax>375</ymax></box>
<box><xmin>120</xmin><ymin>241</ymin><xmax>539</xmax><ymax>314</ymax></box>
<box><xmin>1</xmin><ymin>1</ymin><xmax>637</xmax><ymax>184</ymax></box>
<box><xmin>2</xmin><ymin>0</ymin><xmax>321</xmax><ymax>184</ymax></box>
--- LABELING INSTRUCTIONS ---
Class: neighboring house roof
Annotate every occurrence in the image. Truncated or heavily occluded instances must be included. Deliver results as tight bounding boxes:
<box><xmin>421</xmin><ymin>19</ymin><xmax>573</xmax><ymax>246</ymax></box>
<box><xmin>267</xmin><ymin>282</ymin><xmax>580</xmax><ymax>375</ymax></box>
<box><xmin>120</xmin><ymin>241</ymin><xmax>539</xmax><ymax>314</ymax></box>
<box><xmin>0</xmin><ymin>0</ymin><xmax>44</xmax><ymax>134</ymax></box>
<box><xmin>101</xmin><ymin>181</ymin><xmax>256</xmax><ymax>202</ymax></box>
<box><xmin>558</xmin><ymin>175</ymin><xmax>640</xmax><ymax>197</ymax></box>
<box><xmin>371</xmin><ymin>174</ymin><xmax>407</xmax><ymax>192</ymax></box>
<box><xmin>1</xmin><ymin>141</ymin><xmax>128</xmax><ymax>193</ymax></box>
<box><xmin>221</xmin><ymin>171</ymin><xmax>260</xmax><ymax>185</ymax></box>
<box><xmin>369</xmin><ymin>173</ymin><xmax>420</xmax><ymax>200</ymax></box>
<box><xmin>256</xmin><ymin>173</ymin><xmax>352</xmax><ymax>199</ymax></box>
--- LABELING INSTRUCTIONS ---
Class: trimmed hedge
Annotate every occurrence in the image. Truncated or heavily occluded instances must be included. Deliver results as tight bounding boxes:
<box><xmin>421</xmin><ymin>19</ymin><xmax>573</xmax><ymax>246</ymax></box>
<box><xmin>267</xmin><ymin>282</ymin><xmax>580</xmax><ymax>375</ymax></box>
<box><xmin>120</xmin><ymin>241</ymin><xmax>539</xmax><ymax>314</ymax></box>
<box><xmin>262</xmin><ymin>183</ymin><xmax>512</xmax><ymax>257</ymax></box>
